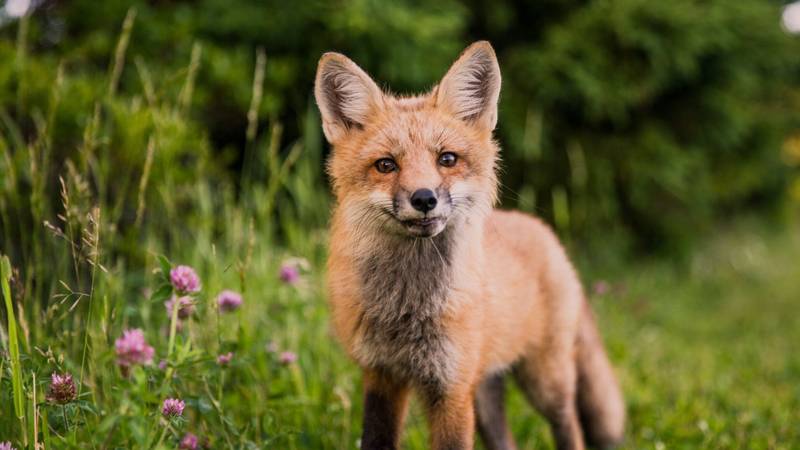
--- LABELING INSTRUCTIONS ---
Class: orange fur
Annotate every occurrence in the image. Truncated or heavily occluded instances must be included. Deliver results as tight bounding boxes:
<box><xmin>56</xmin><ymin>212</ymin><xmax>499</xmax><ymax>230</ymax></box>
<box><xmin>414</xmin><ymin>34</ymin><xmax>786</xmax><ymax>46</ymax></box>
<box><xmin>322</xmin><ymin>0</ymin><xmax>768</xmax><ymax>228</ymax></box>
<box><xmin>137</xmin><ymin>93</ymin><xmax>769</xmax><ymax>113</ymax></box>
<box><xmin>316</xmin><ymin>42</ymin><xmax>624</xmax><ymax>450</ymax></box>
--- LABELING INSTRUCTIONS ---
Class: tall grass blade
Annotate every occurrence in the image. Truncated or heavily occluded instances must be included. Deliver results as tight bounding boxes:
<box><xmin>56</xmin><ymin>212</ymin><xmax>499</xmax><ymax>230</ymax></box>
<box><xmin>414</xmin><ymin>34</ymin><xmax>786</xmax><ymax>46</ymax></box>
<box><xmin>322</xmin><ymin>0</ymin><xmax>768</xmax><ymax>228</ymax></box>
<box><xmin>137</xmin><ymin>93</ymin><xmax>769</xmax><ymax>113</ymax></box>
<box><xmin>135</xmin><ymin>136</ymin><xmax>156</xmax><ymax>227</ymax></box>
<box><xmin>242</xmin><ymin>48</ymin><xmax>267</xmax><ymax>188</ymax></box>
<box><xmin>108</xmin><ymin>8</ymin><xmax>137</xmax><ymax>99</ymax></box>
<box><xmin>178</xmin><ymin>42</ymin><xmax>203</xmax><ymax>115</ymax></box>
<box><xmin>1</xmin><ymin>254</ymin><xmax>25</xmax><ymax>441</ymax></box>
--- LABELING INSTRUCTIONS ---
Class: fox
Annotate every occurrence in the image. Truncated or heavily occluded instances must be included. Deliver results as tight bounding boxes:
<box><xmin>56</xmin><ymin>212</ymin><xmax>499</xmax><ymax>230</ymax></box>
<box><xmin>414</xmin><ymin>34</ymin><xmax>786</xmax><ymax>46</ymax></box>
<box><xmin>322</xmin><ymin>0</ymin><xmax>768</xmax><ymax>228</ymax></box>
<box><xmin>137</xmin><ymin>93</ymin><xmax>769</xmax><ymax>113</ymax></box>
<box><xmin>314</xmin><ymin>41</ymin><xmax>625</xmax><ymax>450</ymax></box>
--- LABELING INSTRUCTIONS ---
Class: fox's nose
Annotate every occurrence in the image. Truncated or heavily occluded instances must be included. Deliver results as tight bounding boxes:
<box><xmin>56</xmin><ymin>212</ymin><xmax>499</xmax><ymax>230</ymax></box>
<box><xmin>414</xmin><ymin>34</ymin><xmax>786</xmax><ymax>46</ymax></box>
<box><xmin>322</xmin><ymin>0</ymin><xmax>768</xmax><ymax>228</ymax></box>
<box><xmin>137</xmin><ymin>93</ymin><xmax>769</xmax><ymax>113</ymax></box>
<box><xmin>410</xmin><ymin>189</ymin><xmax>438</xmax><ymax>213</ymax></box>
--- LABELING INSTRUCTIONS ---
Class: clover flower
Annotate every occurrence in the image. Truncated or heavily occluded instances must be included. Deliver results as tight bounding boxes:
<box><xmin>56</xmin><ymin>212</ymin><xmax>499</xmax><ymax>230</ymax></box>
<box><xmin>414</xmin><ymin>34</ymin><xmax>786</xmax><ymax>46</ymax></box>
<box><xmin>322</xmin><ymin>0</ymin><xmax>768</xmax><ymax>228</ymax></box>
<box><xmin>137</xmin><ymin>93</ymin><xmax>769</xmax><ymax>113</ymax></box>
<box><xmin>162</xmin><ymin>398</ymin><xmax>185</xmax><ymax>417</ymax></box>
<box><xmin>170</xmin><ymin>265</ymin><xmax>201</xmax><ymax>294</ymax></box>
<box><xmin>115</xmin><ymin>329</ymin><xmax>154</xmax><ymax>368</ymax></box>
<box><xmin>279</xmin><ymin>351</ymin><xmax>298</xmax><ymax>365</ymax></box>
<box><xmin>279</xmin><ymin>264</ymin><xmax>300</xmax><ymax>285</ymax></box>
<box><xmin>46</xmin><ymin>372</ymin><xmax>77</xmax><ymax>404</ymax></box>
<box><xmin>180</xmin><ymin>433</ymin><xmax>199</xmax><ymax>450</ymax></box>
<box><xmin>217</xmin><ymin>352</ymin><xmax>234</xmax><ymax>366</ymax></box>
<box><xmin>279</xmin><ymin>257</ymin><xmax>310</xmax><ymax>285</ymax></box>
<box><xmin>216</xmin><ymin>290</ymin><xmax>242</xmax><ymax>313</ymax></box>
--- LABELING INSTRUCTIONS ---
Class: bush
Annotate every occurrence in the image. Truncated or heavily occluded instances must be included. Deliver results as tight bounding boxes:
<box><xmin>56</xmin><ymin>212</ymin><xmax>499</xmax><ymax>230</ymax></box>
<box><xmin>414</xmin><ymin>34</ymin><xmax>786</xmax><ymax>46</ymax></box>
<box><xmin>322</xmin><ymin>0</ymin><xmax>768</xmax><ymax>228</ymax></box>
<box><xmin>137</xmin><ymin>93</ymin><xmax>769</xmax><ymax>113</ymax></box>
<box><xmin>2</xmin><ymin>0</ymin><xmax>799</xmax><ymax>261</ymax></box>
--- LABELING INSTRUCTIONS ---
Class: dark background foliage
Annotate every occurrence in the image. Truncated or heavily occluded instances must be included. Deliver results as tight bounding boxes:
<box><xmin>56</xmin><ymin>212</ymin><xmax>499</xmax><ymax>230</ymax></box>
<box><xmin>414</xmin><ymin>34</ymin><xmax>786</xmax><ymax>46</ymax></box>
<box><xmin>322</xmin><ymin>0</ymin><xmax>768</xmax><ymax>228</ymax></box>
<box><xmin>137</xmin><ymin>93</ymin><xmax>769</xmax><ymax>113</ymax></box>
<box><xmin>3</xmin><ymin>0</ymin><xmax>800</xmax><ymax>257</ymax></box>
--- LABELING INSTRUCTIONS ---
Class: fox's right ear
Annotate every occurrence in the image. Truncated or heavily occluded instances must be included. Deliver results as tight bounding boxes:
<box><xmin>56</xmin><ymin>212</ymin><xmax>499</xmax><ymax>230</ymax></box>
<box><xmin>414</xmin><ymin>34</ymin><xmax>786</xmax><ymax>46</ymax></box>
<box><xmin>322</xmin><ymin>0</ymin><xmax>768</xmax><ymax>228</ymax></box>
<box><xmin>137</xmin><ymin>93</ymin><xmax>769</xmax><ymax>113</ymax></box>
<box><xmin>435</xmin><ymin>41</ymin><xmax>501</xmax><ymax>132</ymax></box>
<box><xmin>315</xmin><ymin>53</ymin><xmax>384</xmax><ymax>144</ymax></box>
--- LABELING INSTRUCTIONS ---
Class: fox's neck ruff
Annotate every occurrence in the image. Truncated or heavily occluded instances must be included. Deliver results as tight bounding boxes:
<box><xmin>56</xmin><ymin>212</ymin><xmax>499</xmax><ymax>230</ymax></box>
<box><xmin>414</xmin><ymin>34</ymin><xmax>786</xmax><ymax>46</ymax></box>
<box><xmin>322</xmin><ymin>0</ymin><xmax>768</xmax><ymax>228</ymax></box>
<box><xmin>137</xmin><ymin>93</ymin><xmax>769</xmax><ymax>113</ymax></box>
<box><xmin>352</xmin><ymin>227</ymin><xmax>459</xmax><ymax>387</ymax></box>
<box><xmin>356</xmin><ymin>229</ymin><xmax>456</xmax><ymax>317</ymax></box>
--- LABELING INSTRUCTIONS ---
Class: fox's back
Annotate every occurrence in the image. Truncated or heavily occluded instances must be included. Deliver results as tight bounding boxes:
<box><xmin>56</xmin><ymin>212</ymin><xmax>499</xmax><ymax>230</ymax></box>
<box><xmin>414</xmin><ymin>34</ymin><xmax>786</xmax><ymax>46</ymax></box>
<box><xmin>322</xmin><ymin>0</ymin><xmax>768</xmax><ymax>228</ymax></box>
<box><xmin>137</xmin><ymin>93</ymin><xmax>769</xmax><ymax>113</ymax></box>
<box><xmin>444</xmin><ymin>209</ymin><xmax>581</xmax><ymax>371</ymax></box>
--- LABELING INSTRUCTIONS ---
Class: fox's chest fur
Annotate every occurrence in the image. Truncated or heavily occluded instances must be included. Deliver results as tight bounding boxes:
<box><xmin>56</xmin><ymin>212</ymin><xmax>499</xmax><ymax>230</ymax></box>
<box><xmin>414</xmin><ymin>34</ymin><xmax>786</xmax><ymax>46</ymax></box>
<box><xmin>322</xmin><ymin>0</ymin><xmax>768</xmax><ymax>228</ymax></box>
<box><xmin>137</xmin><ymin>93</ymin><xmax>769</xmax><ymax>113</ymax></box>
<box><xmin>351</xmin><ymin>232</ymin><xmax>458</xmax><ymax>390</ymax></box>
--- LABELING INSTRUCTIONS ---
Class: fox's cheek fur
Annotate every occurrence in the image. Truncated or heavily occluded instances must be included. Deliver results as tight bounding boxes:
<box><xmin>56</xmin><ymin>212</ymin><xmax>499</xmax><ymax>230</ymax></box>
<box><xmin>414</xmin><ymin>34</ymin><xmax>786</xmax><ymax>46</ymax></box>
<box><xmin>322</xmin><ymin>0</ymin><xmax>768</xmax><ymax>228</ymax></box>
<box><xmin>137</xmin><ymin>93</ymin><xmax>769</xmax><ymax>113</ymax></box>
<box><xmin>445</xmin><ymin>179</ymin><xmax>492</xmax><ymax>222</ymax></box>
<box><xmin>345</xmin><ymin>191</ymin><xmax>400</xmax><ymax>233</ymax></box>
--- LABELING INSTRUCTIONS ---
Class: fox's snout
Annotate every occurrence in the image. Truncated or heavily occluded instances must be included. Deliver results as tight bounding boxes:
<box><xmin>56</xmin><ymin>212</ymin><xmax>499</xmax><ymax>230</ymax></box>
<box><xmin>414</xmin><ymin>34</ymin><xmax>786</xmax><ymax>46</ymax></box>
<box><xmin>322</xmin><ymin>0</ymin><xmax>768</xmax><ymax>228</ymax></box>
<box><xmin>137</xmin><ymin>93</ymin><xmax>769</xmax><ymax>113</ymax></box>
<box><xmin>398</xmin><ymin>187</ymin><xmax>446</xmax><ymax>219</ymax></box>
<box><xmin>388</xmin><ymin>186</ymin><xmax>451</xmax><ymax>238</ymax></box>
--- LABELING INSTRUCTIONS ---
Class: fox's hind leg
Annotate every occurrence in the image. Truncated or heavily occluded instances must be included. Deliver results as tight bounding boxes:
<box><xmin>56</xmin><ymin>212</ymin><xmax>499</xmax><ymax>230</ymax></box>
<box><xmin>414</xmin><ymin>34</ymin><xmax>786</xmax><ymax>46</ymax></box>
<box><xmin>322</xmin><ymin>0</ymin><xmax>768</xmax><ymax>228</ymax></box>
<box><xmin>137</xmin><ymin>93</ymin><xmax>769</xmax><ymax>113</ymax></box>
<box><xmin>513</xmin><ymin>344</ymin><xmax>585</xmax><ymax>450</ymax></box>
<box><xmin>474</xmin><ymin>372</ymin><xmax>517</xmax><ymax>450</ymax></box>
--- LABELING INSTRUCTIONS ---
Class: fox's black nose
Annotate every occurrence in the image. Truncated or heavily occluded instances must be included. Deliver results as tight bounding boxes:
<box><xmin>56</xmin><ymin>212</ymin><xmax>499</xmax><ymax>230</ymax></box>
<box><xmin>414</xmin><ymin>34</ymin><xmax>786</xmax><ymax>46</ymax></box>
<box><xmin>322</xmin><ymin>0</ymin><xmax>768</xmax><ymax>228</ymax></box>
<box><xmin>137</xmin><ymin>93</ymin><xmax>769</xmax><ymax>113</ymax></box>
<box><xmin>410</xmin><ymin>189</ymin><xmax>438</xmax><ymax>213</ymax></box>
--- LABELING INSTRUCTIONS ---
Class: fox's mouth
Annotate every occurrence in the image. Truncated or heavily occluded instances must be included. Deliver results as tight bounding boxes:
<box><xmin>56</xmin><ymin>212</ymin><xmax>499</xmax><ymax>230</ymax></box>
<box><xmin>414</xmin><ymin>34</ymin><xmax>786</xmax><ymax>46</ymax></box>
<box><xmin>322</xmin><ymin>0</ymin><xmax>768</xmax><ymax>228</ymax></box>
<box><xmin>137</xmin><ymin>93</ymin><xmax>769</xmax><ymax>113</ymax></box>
<box><xmin>402</xmin><ymin>217</ymin><xmax>439</xmax><ymax>227</ymax></box>
<box><xmin>399</xmin><ymin>216</ymin><xmax>445</xmax><ymax>237</ymax></box>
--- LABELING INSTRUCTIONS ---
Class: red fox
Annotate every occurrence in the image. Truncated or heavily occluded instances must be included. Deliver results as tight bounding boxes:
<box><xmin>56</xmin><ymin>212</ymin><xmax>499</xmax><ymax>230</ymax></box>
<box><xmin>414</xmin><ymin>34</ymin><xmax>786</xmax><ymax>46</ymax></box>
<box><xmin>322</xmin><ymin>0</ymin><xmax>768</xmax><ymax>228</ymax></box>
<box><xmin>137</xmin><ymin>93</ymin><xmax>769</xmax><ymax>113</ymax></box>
<box><xmin>315</xmin><ymin>41</ymin><xmax>625</xmax><ymax>450</ymax></box>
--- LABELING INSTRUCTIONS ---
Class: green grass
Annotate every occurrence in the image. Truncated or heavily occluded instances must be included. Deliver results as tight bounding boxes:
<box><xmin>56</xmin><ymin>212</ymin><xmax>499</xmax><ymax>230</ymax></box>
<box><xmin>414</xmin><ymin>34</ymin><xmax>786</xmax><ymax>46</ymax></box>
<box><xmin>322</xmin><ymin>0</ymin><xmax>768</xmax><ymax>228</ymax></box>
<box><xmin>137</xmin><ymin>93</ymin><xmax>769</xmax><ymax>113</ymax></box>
<box><xmin>2</xmin><ymin>205</ymin><xmax>799</xmax><ymax>449</ymax></box>
<box><xmin>571</xmin><ymin>225</ymin><xmax>800</xmax><ymax>449</ymax></box>
<box><xmin>1</xmin><ymin>11</ymin><xmax>799</xmax><ymax>448</ymax></box>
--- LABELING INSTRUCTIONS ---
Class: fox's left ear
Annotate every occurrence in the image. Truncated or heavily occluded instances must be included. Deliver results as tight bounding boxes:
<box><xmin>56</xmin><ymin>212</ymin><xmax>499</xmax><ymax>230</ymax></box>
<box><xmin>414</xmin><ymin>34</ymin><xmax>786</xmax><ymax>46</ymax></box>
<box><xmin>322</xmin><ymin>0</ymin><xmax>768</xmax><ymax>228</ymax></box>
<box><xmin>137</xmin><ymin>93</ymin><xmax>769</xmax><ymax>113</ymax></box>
<box><xmin>435</xmin><ymin>41</ymin><xmax>501</xmax><ymax>132</ymax></box>
<box><xmin>315</xmin><ymin>52</ymin><xmax>385</xmax><ymax>144</ymax></box>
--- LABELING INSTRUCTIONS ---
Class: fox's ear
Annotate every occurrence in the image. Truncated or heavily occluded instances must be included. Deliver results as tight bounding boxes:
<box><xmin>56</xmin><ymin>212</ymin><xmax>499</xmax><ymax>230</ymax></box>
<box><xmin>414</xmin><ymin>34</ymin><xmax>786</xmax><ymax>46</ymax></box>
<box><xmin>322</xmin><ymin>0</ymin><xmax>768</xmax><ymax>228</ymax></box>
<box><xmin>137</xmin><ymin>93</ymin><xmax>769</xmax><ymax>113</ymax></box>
<box><xmin>435</xmin><ymin>41</ymin><xmax>501</xmax><ymax>131</ymax></box>
<box><xmin>315</xmin><ymin>53</ymin><xmax>384</xmax><ymax>144</ymax></box>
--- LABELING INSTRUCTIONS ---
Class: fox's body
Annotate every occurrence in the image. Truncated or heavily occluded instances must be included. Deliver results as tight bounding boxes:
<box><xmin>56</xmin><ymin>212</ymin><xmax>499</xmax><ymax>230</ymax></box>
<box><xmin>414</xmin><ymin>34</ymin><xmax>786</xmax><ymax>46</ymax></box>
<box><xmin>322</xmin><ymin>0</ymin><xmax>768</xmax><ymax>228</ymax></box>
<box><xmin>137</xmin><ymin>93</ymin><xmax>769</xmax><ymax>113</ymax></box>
<box><xmin>317</xmin><ymin>42</ymin><xmax>624</xmax><ymax>450</ymax></box>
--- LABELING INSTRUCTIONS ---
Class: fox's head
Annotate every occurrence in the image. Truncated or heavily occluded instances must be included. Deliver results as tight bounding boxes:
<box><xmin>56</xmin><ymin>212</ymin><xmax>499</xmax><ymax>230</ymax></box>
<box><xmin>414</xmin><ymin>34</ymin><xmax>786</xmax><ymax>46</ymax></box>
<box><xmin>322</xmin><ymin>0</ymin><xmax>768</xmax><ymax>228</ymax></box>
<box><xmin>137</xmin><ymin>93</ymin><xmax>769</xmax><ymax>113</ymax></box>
<box><xmin>315</xmin><ymin>41</ymin><xmax>500</xmax><ymax>239</ymax></box>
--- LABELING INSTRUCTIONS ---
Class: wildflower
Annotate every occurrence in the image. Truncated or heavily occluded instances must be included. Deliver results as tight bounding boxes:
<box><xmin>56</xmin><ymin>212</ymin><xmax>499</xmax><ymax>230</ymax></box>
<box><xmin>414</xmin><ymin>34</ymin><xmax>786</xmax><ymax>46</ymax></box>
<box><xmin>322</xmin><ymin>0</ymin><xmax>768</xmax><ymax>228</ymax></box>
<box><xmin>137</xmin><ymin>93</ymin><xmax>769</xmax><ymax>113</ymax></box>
<box><xmin>279</xmin><ymin>264</ymin><xmax>300</xmax><ymax>285</ymax></box>
<box><xmin>162</xmin><ymin>398</ymin><xmax>185</xmax><ymax>417</ymax></box>
<box><xmin>180</xmin><ymin>433</ymin><xmax>199</xmax><ymax>450</ymax></box>
<box><xmin>0</xmin><ymin>442</ymin><xmax>15</xmax><ymax>450</ymax></box>
<box><xmin>115</xmin><ymin>329</ymin><xmax>154</xmax><ymax>368</ymax></box>
<box><xmin>216</xmin><ymin>290</ymin><xmax>242</xmax><ymax>313</ymax></box>
<box><xmin>170</xmin><ymin>265</ymin><xmax>201</xmax><ymax>294</ymax></box>
<box><xmin>592</xmin><ymin>280</ymin><xmax>610</xmax><ymax>296</ymax></box>
<box><xmin>158</xmin><ymin>360</ymin><xmax>168</xmax><ymax>370</ymax></box>
<box><xmin>46</xmin><ymin>373</ymin><xmax>77</xmax><ymax>404</ymax></box>
<box><xmin>279</xmin><ymin>257</ymin><xmax>310</xmax><ymax>285</ymax></box>
<box><xmin>165</xmin><ymin>295</ymin><xmax>195</xmax><ymax>320</ymax></box>
<box><xmin>217</xmin><ymin>352</ymin><xmax>234</xmax><ymax>366</ymax></box>
<box><xmin>279</xmin><ymin>351</ymin><xmax>298</xmax><ymax>365</ymax></box>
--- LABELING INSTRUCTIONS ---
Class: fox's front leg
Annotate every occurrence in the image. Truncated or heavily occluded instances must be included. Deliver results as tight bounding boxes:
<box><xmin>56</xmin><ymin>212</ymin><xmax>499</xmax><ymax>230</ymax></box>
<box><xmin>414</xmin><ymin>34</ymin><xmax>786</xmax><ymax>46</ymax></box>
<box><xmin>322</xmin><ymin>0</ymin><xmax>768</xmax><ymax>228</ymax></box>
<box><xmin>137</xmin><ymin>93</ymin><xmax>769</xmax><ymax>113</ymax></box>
<box><xmin>361</xmin><ymin>369</ymin><xmax>411</xmax><ymax>450</ymax></box>
<box><xmin>424</xmin><ymin>383</ymin><xmax>477</xmax><ymax>450</ymax></box>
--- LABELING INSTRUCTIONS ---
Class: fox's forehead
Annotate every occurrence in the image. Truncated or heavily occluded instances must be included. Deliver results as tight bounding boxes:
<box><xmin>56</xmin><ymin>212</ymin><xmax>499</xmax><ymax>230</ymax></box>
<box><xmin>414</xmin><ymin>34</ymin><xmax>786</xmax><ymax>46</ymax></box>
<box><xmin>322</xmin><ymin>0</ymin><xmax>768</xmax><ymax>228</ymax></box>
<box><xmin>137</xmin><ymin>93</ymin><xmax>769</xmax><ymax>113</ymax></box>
<box><xmin>361</xmin><ymin>101</ymin><xmax>475</xmax><ymax>157</ymax></box>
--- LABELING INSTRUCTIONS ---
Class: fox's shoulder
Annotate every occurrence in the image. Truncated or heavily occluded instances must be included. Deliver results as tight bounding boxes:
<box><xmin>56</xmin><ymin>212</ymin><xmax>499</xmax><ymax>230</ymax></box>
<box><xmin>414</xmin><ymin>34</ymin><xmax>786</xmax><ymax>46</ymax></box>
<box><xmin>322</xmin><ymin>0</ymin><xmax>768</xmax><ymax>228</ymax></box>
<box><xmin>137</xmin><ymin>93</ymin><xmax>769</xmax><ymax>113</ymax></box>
<box><xmin>484</xmin><ymin>209</ymin><xmax>568</xmax><ymax>264</ymax></box>
<box><xmin>485</xmin><ymin>209</ymin><xmax>555</xmax><ymax>241</ymax></box>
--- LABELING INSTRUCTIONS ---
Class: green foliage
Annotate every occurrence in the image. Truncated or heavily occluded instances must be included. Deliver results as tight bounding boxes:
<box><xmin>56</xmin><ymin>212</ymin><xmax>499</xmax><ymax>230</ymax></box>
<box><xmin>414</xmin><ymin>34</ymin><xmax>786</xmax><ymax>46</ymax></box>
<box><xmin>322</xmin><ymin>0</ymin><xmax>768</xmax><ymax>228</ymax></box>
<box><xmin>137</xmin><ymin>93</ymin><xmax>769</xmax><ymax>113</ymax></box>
<box><xmin>487</xmin><ymin>0</ymin><xmax>800</xmax><ymax>251</ymax></box>
<box><xmin>2</xmin><ymin>0</ymin><xmax>800</xmax><ymax>256</ymax></box>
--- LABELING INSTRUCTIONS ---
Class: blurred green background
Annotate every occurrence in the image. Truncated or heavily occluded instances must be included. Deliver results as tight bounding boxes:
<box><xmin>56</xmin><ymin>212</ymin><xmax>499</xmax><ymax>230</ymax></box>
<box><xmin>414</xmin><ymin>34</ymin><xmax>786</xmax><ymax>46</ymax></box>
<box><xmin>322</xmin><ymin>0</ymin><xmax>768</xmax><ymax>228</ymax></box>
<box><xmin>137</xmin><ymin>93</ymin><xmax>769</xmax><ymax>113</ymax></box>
<box><xmin>3</xmin><ymin>0</ymin><xmax>800</xmax><ymax>260</ymax></box>
<box><xmin>2</xmin><ymin>0</ymin><xmax>800</xmax><ymax>448</ymax></box>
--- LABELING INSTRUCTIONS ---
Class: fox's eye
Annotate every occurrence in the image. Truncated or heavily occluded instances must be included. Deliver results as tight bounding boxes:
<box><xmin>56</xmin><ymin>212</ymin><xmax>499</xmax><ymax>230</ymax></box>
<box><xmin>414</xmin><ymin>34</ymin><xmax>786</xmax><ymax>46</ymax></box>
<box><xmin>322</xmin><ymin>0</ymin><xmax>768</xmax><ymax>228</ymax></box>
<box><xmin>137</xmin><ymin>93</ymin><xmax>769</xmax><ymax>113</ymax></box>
<box><xmin>375</xmin><ymin>158</ymin><xmax>398</xmax><ymax>173</ymax></box>
<box><xmin>438</xmin><ymin>152</ymin><xmax>458</xmax><ymax>168</ymax></box>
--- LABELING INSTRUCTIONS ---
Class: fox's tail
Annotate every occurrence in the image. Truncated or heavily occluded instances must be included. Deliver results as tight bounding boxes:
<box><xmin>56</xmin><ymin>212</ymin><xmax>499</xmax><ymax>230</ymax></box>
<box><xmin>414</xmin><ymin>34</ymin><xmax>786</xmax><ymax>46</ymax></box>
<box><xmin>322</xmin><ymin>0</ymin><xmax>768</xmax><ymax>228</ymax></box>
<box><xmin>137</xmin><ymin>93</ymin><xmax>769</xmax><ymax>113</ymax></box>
<box><xmin>576</xmin><ymin>304</ymin><xmax>626</xmax><ymax>449</ymax></box>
